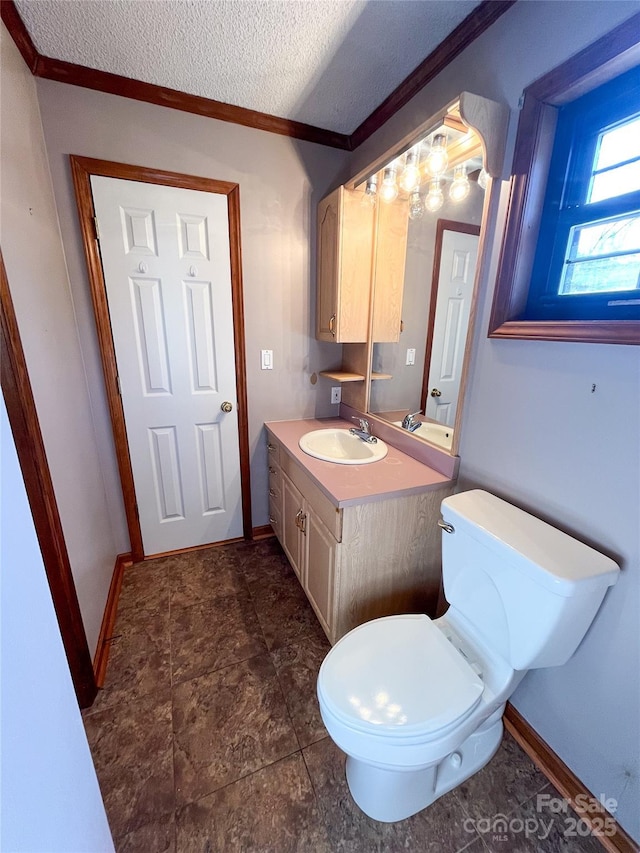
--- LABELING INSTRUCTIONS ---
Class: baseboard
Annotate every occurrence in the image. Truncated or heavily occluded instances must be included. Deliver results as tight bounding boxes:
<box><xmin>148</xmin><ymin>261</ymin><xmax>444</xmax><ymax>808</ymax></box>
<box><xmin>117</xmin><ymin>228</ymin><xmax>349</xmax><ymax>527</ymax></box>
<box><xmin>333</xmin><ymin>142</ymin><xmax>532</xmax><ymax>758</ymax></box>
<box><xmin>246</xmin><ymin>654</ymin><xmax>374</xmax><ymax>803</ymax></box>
<box><xmin>504</xmin><ymin>704</ymin><xmax>639</xmax><ymax>853</ymax></box>
<box><xmin>92</xmin><ymin>552</ymin><xmax>132</xmax><ymax>687</ymax></box>
<box><xmin>252</xmin><ymin>524</ymin><xmax>276</xmax><ymax>540</ymax></box>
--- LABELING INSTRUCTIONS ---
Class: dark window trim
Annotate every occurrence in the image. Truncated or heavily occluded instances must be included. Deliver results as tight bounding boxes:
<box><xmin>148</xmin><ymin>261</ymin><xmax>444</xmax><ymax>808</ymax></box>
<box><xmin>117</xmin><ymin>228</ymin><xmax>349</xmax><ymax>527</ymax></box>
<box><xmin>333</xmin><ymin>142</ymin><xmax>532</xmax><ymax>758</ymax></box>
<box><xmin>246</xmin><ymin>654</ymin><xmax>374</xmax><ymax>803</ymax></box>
<box><xmin>488</xmin><ymin>12</ymin><xmax>640</xmax><ymax>345</ymax></box>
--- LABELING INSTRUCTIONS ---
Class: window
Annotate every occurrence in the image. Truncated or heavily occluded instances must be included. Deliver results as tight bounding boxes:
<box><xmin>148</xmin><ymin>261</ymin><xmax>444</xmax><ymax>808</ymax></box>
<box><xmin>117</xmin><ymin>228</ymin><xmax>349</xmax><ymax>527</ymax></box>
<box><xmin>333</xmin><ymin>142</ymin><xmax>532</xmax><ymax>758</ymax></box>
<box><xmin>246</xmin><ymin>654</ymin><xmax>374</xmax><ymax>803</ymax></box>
<box><xmin>489</xmin><ymin>13</ymin><xmax>640</xmax><ymax>344</ymax></box>
<box><xmin>526</xmin><ymin>67</ymin><xmax>640</xmax><ymax>321</ymax></box>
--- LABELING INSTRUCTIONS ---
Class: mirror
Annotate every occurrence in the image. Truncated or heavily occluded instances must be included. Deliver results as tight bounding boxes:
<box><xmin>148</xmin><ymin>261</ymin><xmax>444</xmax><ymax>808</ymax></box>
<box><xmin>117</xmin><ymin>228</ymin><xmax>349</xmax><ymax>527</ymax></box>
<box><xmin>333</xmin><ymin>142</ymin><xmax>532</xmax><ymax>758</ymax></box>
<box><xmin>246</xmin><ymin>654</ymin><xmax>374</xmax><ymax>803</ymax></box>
<box><xmin>347</xmin><ymin>95</ymin><xmax>507</xmax><ymax>456</ymax></box>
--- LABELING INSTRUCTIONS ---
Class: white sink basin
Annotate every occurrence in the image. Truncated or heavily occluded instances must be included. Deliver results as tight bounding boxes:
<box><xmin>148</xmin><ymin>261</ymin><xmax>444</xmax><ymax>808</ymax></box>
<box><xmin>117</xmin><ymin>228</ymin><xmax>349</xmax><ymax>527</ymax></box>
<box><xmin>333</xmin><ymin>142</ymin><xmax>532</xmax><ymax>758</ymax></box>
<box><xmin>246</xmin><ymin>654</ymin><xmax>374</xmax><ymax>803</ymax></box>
<box><xmin>299</xmin><ymin>429</ymin><xmax>388</xmax><ymax>464</ymax></box>
<box><xmin>392</xmin><ymin>420</ymin><xmax>454</xmax><ymax>451</ymax></box>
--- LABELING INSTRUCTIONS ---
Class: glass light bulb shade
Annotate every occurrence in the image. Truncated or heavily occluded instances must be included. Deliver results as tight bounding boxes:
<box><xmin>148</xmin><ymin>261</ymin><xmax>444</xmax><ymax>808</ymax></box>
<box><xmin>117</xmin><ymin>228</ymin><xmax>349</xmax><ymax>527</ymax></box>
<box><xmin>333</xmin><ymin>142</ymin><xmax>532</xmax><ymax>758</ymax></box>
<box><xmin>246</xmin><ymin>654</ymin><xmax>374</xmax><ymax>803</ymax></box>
<box><xmin>380</xmin><ymin>167</ymin><xmax>399</xmax><ymax>203</ymax></box>
<box><xmin>424</xmin><ymin>180</ymin><xmax>444</xmax><ymax>212</ymax></box>
<box><xmin>449</xmin><ymin>165</ymin><xmax>470</xmax><ymax>202</ymax></box>
<box><xmin>400</xmin><ymin>150</ymin><xmax>420</xmax><ymax>193</ymax></box>
<box><xmin>408</xmin><ymin>189</ymin><xmax>424</xmax><ymax>220</ymax></box>
<box><xmin>425</xmin><ymin>133</ymin><xmax>448</xmax><ymax>177</ymax></box>
<box><xmin>477</xmin><ymin>168</ymin><xmax>489</xmax><ymax>190</ymax></box>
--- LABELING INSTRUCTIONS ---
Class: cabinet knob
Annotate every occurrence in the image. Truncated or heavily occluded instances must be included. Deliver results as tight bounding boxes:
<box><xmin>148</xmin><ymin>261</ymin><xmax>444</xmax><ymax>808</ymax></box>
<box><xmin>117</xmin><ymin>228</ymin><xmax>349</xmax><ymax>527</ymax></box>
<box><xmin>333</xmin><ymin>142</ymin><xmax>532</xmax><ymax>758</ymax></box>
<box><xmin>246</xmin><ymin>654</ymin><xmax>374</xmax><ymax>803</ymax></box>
<box><xmin>267</xmin><ymin>443</ymin><xmax>277</xmax><ymax>452</ymax></box>
<box><xmin>269</xmin><ymin>488</ymin><xmax>277</xmax><ymax>497</ymax></box>
<box><xmin>329</xmin><ymin>314</ymin><xmax>336</xmax><ymax>337</ymax></box>
<box><xmin>268</xmin><ymin>466</ymin><xmax>277</xmax><ymax>474</ymax></box>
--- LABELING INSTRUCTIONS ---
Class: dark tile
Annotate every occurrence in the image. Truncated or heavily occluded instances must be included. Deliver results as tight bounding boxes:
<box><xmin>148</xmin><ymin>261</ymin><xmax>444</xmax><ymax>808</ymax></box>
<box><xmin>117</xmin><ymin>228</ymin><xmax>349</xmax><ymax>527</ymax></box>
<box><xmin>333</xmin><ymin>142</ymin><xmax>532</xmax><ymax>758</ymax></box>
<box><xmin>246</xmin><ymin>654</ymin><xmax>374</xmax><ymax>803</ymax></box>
<box><xmin>117</xmin><ymin>559</ymin><xmax>172</xmax><ymax>619</ymax></box>
<box><xmin>478</xmin><ymin>787</ymin><xmax>606</xmax><ymax>852</ymax></box>
<box><xmin>271</xmin><ymin>633</ymin><xmax>331</xmax><ymax>747</ymax></box>
<box><xmin>250</xmin><ymin>574</ymin><xmax>328</xmax><ymax>651</ymax></box>
<box><xmin>172</xmin><ymin>654</ymin><xmax>299</xmax><ymax>805</ymax></box>
<box><xmin>237</xmin><ymin>539</ymin><xmax>295</xmax><ymax>587</ymax></box>
<box><xmin>176</xmin><ymin>753</ymin><xmax>332</xmax><ymax>852</ymax></box>
<box><xmin>170</xmin><ymin>589</ymin><xmax>267</xmax><ymax>684</ymax></box>
<box><xmin>89</xmin><ymin>611</ymin><xmax>171</xmax><ymax>713</ymax></box>
<box><xmin>116</xmin><ymin>812</ymin><xmax>175</xmax><ymax>853</ymax></box>
<box><xmin>84</xmin><ymin>691</ymin><xmax>174</xmax><ymax>839</ymax></box>
<box><xmin>455</xmin><ymin>731</ymin><xmax>549</xmax><ymax>823</ymax></box>
<box><xmin>169</xmin><ymin>548</ymin><xmax>249</xmax><ymax>609</ymax></box>
<box><xmin>303</xmin><ymin>737</ymin><xmax>478</xmax><ymax>852</ymax></box>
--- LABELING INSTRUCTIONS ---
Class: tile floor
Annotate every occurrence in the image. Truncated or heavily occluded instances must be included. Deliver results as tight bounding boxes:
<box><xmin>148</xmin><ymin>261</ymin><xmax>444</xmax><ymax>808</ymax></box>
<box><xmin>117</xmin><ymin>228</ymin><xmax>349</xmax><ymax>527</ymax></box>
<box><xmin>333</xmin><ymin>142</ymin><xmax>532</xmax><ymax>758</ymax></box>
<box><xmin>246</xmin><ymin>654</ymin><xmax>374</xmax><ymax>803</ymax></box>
<box><xmin>84</xmin><ymin>539</ymin><xmax>605</xmax><ymax>852</ymax></box>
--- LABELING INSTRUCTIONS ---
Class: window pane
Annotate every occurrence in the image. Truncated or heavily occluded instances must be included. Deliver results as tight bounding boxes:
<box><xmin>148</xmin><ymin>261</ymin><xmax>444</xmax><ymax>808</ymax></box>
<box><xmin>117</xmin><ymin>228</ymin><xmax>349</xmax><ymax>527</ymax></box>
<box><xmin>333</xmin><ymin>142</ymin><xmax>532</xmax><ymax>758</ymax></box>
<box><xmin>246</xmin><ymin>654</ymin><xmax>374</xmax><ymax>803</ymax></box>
<box><xmin>560</xmin><ymin>253</ymin><xmax>640</xmax><ymax>295</ymax></box>
<box><xmin>595</xmin><ymin>116</ymin><xmax>640</xmax><ymax>171</ymax></box>
<box><xmin>589</xmin><ymin>160</ymin><xmax>640</xmax><ymax>202</ymax></box>
<box><xmin>569</xmin><ymin>216</ymin><xmax>640</xmax><ymax>260</ymax></box>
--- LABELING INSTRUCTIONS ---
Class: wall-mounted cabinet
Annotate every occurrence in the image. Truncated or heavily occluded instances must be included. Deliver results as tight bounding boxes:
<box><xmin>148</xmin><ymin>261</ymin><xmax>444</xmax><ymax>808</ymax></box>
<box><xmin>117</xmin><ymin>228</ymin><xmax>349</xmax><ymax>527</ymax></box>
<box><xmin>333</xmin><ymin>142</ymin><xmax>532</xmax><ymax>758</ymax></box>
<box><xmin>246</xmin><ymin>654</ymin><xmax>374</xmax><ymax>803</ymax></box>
<box><xmin>316</xmin><ymin>186</ymin><xmax>375</xmax><ymax>343</ymax></box>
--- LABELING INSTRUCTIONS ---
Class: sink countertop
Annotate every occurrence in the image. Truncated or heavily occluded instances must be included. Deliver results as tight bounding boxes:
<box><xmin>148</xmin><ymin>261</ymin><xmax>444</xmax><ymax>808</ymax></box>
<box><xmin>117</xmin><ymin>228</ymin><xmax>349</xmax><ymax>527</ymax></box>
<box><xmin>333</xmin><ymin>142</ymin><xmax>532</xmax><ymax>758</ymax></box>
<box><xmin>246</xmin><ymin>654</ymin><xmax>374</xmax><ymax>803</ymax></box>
<box><xmin>265</xmin><ymin>417</ymin><xmax>453</xmax><ymax>508</ymax></box>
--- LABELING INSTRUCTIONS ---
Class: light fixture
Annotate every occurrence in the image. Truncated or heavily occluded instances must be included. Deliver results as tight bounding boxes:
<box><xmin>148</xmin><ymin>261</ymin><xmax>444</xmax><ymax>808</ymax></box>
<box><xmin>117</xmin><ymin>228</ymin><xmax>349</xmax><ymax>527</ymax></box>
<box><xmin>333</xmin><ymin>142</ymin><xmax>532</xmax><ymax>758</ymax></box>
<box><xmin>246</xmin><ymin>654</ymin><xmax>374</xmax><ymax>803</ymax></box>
<box><xmin>362</xmin><ymin>174</ymin><xmax>378</xmax><ymax>206</ymax></box>
<box><xmin>425</xmin><ymin>133</ymin><xmax>448</xmax><ymax>177</ymax></box>
<box><xmin>408</xmin><ymin>189</ymin><xmax>424</xmax><ymax>220</ymax></box>
<box><xmin>424</xmin><ymin>180</ymin><xmax>444</xmax><ymax>212</ymax></box>
<box><xmin>380</xmin><ymin>166</ymin><xmax>399</xmax><ymax>203</ymax></box>
<box><xmin>400</xmin><ymin>148</ymin><xmax>420</xmax><ymax>193</ymax></box>
<box><xmin>477</xmin><ymin>167</ymin><xmax>489</xmax><ymax>190</ymax></box>
<box><xmin>449</xmin><ymin>164</ymin><xmax>470</xmax><ymax>202</ymax></box>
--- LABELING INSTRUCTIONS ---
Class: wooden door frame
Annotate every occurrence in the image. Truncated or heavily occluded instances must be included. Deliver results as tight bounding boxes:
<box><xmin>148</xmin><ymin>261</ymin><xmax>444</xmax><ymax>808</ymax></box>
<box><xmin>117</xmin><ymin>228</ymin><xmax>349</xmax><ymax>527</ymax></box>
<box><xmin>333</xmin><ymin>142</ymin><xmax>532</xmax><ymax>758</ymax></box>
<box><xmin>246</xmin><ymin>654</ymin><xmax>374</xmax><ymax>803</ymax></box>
<box><xmin>420</xmin><ymin>219</ymin><xmax>482</xmax><ymax>415</ymax></box>
<box><xmin>70</xmin><ymin>156</ymin><xmax>252</xmax><ymax>562</ymax></box>
<box><xmin>0</xmin><ymin>250</ymin><xmax>97</xmax><ymax>708</ymax></box>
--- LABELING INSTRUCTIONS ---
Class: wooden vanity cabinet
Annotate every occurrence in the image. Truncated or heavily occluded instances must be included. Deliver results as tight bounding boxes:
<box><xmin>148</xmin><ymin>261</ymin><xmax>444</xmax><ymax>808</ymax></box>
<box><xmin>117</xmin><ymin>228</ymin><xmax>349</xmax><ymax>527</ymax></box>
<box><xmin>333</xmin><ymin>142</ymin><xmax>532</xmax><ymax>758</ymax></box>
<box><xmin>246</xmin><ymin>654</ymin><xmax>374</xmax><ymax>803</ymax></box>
<box><xmin>316</xmin><ymin>186</ymin><xmax>375</xmax><ymax>343</ymax></box>
<box><xmin>266</xmin><ymin>430</ymin><xmax>453</xmax><ymax>644</ymax></box>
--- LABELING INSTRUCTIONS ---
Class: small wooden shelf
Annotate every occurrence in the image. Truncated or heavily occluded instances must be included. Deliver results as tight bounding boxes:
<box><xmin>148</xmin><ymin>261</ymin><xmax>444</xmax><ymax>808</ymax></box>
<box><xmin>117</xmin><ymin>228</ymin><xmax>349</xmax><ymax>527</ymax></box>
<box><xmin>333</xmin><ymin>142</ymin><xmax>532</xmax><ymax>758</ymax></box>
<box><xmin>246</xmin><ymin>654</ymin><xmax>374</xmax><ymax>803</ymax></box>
<box><xmin>371</xmin><ymin>372</ymin><xmax>392</xmax><ymax>380</ymax></box>
<box><xmin>319</xmin><ymin>370</ymin><xmax>365</xmax><ymax>383</ymax></box>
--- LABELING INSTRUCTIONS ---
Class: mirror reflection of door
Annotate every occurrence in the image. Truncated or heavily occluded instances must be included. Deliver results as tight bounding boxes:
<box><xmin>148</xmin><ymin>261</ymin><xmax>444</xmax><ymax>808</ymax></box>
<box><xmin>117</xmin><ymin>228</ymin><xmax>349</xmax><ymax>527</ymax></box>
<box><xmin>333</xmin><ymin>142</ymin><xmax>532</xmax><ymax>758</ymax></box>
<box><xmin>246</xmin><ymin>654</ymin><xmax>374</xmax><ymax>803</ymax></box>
<box><xmin>422</xmin><ymin>223</ymin><xmax>480</xmax><ymax>426</ymax></box>
<box><xmin>369</xmin><ymin>176</ymin><xmax>484</xmax><ymax>451</ymax></box>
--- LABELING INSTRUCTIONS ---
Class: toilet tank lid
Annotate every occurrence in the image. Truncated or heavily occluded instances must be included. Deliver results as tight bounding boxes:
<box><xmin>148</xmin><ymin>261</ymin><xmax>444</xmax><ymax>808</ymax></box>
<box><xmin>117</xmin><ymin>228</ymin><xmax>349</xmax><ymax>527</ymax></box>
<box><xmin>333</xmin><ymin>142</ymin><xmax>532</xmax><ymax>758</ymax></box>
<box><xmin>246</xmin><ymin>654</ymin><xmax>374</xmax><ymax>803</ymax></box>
<box><xmin>441</xmin><ymin>491</ymin><xmax>619</xmax><ymax>596</ymax></box>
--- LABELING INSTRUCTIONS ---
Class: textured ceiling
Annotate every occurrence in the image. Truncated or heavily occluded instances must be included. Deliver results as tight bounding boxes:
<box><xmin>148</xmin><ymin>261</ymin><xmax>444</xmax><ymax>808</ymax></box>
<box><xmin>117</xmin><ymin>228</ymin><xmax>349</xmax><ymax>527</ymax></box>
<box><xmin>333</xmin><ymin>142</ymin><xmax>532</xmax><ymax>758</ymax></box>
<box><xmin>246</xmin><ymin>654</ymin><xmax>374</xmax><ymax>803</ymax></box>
<box><xmin>15</xmin><ymin>0</ymin><xmax>481</xmax><ymax>134</ymax></box>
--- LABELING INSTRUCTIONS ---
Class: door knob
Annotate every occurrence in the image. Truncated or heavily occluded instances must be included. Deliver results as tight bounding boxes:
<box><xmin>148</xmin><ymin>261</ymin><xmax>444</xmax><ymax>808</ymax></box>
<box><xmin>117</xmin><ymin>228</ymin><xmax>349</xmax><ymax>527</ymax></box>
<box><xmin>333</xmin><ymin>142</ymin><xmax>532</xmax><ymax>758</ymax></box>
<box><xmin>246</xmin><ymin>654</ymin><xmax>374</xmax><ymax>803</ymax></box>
<box><xmin>221</xmin><ymin>401</ymin><xmax>233</xmax><ymax>413</ymax></box>
<box><xmin>430</xmin><ymin>388</ymin><xmax>442</xmax><ymax>398</ymax></box>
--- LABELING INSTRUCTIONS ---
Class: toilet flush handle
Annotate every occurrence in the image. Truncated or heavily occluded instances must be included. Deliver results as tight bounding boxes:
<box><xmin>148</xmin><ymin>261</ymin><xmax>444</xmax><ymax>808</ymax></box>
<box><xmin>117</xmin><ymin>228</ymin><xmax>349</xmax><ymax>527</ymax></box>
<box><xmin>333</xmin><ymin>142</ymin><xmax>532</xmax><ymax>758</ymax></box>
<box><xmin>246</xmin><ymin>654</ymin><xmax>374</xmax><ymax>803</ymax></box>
<box><xmin>438</xmin><ymin>519</ymin><xmax>455</xmax><ymax>534</ymax></box>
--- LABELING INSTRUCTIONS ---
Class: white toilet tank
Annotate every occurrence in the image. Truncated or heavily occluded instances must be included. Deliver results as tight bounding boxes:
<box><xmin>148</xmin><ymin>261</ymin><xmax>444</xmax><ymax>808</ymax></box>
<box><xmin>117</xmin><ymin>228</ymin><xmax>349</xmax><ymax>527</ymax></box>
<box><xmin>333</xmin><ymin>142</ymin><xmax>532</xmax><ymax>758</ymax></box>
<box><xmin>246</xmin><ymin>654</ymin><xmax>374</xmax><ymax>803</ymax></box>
<box><xmin>440</xmin><ymin>491</ymin><xmax>619</xmax><ymax>670</ymax></box>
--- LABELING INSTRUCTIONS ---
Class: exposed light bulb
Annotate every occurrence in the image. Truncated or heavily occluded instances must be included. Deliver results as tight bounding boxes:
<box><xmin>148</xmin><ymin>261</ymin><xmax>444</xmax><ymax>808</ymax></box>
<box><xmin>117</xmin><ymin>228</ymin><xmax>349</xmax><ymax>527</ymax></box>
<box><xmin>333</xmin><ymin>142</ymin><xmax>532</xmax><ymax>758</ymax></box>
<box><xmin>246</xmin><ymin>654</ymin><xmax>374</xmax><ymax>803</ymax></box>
<box><xmin>449</xmin><ymin>165</ymin><xmax>470</xmax><ymax>202</ymax></box>
<box><xmin>424</xmin><ymin>180</ymin><xmax>444</xmax><ymax>213</ymax></box>
<box><xmin>400</xmin><ymin>149</ymin><xmax>420</xmax><ymax>193</ymax></box>
<box><xmin>380</xmin><ymin>167</ymin><xmax>399</xmax><ymax>203</ymax></box>
<box><xmin>362</xmin><ymin>174</ymin><xmax>378</xmax><ymax>207</ymax></box>
<box><xmin>408</xmin><ymin>189</ymin><xmax>424</xmax><ymax>220</ymax></box>
<box><xmin>425</xmin><ymin>133</ymin><xmax>448</xmax><ymax>177</ymax></box>
<box><xmin>477</xmin><ymin>167</ymin><xmax>489</xmax><ymax>190</ymax></box>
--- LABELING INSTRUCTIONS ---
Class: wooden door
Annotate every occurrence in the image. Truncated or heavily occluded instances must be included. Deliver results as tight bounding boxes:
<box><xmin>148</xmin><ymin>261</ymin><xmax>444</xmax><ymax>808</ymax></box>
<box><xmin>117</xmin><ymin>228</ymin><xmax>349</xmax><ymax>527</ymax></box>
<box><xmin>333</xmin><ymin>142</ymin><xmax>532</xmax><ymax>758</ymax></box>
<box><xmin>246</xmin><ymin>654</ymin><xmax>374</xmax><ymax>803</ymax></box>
<box><xmin>91</xmin><ymin>176</ymin><xmax>243</xmax><ymax>555</ymax></box>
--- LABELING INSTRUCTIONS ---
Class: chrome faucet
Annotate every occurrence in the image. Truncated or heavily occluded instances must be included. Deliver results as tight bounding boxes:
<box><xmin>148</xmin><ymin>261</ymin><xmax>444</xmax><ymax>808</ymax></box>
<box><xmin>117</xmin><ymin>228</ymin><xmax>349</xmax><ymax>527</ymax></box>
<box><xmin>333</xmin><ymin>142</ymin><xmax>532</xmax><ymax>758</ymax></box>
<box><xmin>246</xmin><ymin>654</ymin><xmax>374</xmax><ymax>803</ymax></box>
<box><xmin>349</xmin><ymin>417</ymin><xmax>378</xmax><ymax>443</ymax></box>
<box><xmin>401</xmin><ymin>410</ymin><xmax>422</xmax><ymax>432</ymax></box>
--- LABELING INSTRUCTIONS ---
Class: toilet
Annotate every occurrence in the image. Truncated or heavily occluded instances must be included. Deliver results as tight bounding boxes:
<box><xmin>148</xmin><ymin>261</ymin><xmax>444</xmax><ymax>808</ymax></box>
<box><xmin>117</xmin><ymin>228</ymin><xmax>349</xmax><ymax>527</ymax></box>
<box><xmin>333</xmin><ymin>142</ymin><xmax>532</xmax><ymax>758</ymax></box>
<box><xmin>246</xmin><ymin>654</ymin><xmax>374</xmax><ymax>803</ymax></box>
<box><xmin>317</xmin><ymin>489</ymin><xmax>619</xmax><ymax>823</ymax></box>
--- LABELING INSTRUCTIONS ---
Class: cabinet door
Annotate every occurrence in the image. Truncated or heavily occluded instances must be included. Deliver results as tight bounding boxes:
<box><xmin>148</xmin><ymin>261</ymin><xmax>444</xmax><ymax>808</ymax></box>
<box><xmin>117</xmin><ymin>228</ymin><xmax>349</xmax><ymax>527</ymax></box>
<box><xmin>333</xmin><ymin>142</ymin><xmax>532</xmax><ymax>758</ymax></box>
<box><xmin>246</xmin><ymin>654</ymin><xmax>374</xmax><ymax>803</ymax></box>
<box><xmin>316</xmin><ymin>187</ymin><xmax>374</xmax><ymax>344</ymax></box>
<box><xmin>316</xmin><ymin>189</ymin><xmax>340</xmax><ymax>342</ymax></box>
<box><xmin>305</xmin><ymin>509</ymin><xmax>337</xmax><ymax>637</ymax></box>
<box><xmin>281</xmin><ymin>471</ymin><xmax>305</xmax><ymax>582</ymax></box>
<box><xmin>372</xmin><ymin>198</ymin><xmax>408</xmax><ymax>342</ymax></box>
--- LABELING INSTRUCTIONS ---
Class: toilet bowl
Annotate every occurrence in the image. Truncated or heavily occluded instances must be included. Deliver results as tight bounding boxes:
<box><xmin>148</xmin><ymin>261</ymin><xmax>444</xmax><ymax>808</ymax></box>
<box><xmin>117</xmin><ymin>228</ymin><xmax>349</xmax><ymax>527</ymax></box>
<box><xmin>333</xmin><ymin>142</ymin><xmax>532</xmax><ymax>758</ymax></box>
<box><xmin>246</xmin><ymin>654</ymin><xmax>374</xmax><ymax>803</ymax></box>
<box><xmin>317</xmin><ymin>490</ymin><xmax>619</xmax><ymax>823</ymax></box>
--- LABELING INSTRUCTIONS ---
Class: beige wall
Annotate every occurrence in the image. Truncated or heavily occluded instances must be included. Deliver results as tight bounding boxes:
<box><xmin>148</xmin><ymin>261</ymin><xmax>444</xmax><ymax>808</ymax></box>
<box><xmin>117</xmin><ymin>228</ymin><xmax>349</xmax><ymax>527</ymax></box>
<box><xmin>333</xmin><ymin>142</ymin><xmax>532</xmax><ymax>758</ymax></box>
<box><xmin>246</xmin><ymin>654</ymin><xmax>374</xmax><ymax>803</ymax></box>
<box><xmin>35</xmin><ymin>79</ymin><xmax>350</xmax><ymax>547</ymax></box>
<box><xmin>0</xmin><ymin>26</ymin><xmax>117</xmax><ymax>657</ymax></box>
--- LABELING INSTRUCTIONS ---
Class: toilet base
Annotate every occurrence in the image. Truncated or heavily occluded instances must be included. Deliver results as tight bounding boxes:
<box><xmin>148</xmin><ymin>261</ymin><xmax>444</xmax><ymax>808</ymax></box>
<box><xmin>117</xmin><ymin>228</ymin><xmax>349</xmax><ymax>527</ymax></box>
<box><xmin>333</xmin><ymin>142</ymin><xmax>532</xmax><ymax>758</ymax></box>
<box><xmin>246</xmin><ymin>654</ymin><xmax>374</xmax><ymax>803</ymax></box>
<box><xmin>345</xmin><ymin>717</ymin><xmax>504</xmax><ymax>823</ymax></box>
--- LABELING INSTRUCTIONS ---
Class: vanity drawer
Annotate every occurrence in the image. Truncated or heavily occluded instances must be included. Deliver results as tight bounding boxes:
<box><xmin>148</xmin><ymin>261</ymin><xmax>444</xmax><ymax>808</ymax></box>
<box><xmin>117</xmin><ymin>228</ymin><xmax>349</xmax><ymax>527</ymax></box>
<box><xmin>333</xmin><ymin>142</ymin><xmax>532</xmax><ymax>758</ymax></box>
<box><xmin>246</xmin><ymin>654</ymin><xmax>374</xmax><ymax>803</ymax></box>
<box><xmin>269</xmin><ymin>496</ymin><xmax>282</xmax><ymax>539</ymax></box>
<box><xmin>268</xmin><ymin>463</ymin><xmax>281</xmax><ymax>497</ymax></box>
<box><xmin>266</xmin><ymin>437</ymin><xmax>281</xmax><ymax>466</ymax></box>
<box><xmin>280</xmin><ymin>452</ymin><xmax>342</xmax><ymax>542</ymax></box>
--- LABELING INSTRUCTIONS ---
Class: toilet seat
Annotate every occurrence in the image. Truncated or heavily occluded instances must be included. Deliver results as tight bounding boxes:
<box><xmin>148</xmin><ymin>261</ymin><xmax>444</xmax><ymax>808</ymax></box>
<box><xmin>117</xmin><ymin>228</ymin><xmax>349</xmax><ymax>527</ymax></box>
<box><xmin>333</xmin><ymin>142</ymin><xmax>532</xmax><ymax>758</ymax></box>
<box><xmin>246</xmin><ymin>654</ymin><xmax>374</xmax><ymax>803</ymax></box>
<box><xmin>318</xmin><ymin>614</ymin><xmax>484</xmax><ymax>740</ymax></box>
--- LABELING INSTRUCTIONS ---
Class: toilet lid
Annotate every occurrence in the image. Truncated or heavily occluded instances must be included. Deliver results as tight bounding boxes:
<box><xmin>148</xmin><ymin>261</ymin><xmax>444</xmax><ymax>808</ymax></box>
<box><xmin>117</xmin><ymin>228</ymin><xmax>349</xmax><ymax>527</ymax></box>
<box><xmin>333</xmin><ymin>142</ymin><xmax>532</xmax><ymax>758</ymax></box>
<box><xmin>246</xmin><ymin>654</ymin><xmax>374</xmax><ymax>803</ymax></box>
<box><xmin>318</xmin><ymin>614</ymin><xmax>484</xmax><ymax>738</ymax></box>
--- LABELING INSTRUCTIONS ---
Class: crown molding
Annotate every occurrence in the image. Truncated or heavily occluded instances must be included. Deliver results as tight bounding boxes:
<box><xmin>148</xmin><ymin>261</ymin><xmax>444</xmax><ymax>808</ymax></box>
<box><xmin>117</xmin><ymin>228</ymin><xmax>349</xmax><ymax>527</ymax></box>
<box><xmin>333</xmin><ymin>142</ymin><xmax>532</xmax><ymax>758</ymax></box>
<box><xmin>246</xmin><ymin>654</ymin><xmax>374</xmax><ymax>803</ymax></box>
<box><xmin>1</xmin><ymin>0</ymin><xmax>514</xmax><ymax>151</ymax></box>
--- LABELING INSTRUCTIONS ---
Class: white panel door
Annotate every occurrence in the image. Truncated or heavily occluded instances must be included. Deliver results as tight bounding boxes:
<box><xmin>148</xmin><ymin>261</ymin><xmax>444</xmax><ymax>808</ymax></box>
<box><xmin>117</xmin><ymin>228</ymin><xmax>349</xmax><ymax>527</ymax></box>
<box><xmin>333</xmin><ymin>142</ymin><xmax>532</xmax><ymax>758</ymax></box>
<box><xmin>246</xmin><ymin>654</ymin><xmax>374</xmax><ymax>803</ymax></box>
<box><xmin>426</xmin><ymin>230</ymin><xmax>479</xmax><ymax>425</ymax></box>
<box><xmin>91</xmin><ymin>176</ymin><xmax>242</xmax><ymax>555</ymax></box>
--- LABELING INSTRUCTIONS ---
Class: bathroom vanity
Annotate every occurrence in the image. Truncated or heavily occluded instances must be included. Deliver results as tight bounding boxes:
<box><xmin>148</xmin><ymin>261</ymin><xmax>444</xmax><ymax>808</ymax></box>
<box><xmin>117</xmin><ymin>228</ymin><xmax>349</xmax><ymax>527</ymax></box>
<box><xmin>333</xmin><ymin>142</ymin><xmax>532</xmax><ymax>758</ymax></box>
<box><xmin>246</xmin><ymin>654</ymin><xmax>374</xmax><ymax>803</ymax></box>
<box><xmin>265</xmin><ymin>418</ymin><xmax>455</xmax><ymax>644</ymax></box>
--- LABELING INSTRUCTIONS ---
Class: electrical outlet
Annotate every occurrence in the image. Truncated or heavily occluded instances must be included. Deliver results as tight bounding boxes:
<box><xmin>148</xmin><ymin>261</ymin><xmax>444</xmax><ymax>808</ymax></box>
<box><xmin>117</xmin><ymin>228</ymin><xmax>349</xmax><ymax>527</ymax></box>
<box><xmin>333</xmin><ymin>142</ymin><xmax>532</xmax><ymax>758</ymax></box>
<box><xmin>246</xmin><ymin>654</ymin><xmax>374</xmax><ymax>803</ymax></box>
<box><xmin>331</xmin><ymin>386</ymin><xmax>341</xmax><ymax>405</ymax></box>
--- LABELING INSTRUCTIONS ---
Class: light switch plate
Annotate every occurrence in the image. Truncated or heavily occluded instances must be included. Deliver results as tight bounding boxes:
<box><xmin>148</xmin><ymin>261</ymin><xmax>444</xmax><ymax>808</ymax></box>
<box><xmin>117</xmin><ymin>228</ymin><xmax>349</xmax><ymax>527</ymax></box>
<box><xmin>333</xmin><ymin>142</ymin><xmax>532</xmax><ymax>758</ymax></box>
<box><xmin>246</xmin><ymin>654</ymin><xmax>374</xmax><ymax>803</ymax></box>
<box><xmin>261</xmin><ymin>350</ymin><xmax>273</xmax><ymax>370</ymax></box>
<box><xmin>406</xmin><ymin>348</ymin><xmax>416</xmax><ymax>366</ymax></box>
